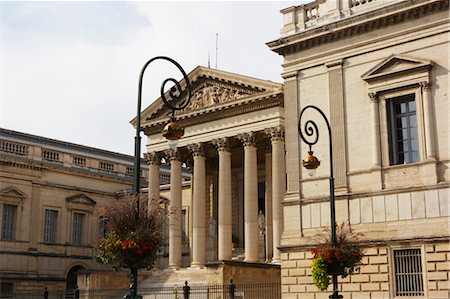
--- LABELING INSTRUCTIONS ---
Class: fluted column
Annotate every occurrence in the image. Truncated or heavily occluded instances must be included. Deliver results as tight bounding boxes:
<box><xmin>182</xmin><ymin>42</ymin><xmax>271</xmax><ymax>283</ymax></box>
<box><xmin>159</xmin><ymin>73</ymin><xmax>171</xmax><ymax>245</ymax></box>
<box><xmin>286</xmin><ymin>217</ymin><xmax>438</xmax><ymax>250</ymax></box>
<box><xmin>166</xmin><ymin>149</ymin><xmax>182</xmax><ymax>269</ymax></box>
<box><xmin>264</xmin><ymin>148</ymin><xmax>273</xmax><ymax>262</ymax></box>
<box><xmin>266</xmin><ymin>127</ymin><xmax>285</xmax><ymax>264</ymax></box>
<box><xmin>213</xmin><ymin>138</ymin><xmax>232</xmax><ymax>260</ymax></box>
<box><xmin>369</xmin><ymin>93</ymin><xmax>381</xmax><ymax>167</ymax></box>
<box><xmin>420</xmin><ymin>81</ymin><xmax>435</xmax><ymax>159</ymax></box>
<box><xmin>188</xmin><ymin>143</ymin><xmax>207</xmax><ymax>267</ymax></box>
<box><xmin>238</xmin><ymin>132</ymin><xmax>259</xmax><ymax>262</ymax></box>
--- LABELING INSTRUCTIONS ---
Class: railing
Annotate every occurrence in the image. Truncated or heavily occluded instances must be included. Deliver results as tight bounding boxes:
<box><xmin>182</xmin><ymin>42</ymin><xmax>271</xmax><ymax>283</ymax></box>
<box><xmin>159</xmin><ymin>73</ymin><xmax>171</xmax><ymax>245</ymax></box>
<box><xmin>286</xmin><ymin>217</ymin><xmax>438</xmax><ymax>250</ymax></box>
<box><xmin>42</xmin><ymin>149</ymin><xmax>62</xmax><ymax>163</ymax></box>
<box><xmin>4</xmin><ymin>282</ymin><xmax>281</xmax><ymax>299</ymax></box>
<box><xmin>0</xmin><ymin>140</ymin><xmax>29</xmax><ymax>156</ymax></box>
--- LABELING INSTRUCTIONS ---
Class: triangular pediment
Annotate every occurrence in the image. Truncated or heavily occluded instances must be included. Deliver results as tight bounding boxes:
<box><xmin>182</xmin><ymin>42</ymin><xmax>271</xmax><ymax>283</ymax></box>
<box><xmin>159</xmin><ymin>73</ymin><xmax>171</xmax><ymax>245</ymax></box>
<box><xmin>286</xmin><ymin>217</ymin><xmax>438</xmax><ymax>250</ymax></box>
<box><xmin>66</xmin><ymin>194</ymin><xmax>96</xmax><ymax>206</ymax></box>
<box><xmin>0</xmin><ymin>187</ymin><xmax>27</xmax><ymax>199</ymax></box>
<box><xmin>362</xmin><ymin>55</ymin><xmax>433</xmax><ymax>82</ymax></box>
<box><xmin>133</xmin><ymin>66</ymin><xmax>282</xmax><ymax>129</ymax></box>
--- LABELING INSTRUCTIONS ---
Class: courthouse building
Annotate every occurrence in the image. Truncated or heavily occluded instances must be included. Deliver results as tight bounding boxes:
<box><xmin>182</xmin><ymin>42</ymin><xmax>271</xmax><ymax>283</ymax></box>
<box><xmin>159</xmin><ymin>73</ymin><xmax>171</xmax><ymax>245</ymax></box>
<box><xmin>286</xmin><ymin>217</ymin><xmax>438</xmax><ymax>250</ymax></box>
<box><xmin>138</xmin><ymin>0</ymin><xmax>449</xmax><ymax>297</ymax></box>
<box><xmin>267</xmin><ymin>0</ymin><xmax>449</xmax><ymax>298</ymax></box>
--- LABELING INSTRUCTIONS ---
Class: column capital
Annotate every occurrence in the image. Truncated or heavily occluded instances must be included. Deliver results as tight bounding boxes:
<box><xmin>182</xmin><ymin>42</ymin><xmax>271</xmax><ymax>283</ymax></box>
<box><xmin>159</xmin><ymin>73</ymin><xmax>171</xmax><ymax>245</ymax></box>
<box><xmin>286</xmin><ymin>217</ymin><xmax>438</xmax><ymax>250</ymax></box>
<box><xmin>212</xmin><ymin>138</ymin><xmax>230</xmax><ymax>152</ymax></box>
<box><xmin>265</xmin><ymin>127</ymin><xmax>285</xmax><ymax>143</ymax></box>
<box><xmin>419</xmin><ymin>81</ymin><xmax>432</xmax><ymax>90</ymax></box>
<box><xmin>144</xmin><ymin>152</ymin><xmax>161</xmax><ymax>165</ymax></box>
<box><xmin>187</xmin><ymin>143</ymin><xmax>206</xmax><ymax>157</ymax></box>
<box><xmin>368</xmin><ymin>92</ymin><xmax>379</xmax><ymax>103</ymax></box>
<box><xmin>237</xmin><ymin>132</ymin><xmax>256</xmax><ymax>147</ymax></box>
<box><xmin>165</xmin><ymin>149</ymin><xmax>182</xmax><ymax>162</ymax></box>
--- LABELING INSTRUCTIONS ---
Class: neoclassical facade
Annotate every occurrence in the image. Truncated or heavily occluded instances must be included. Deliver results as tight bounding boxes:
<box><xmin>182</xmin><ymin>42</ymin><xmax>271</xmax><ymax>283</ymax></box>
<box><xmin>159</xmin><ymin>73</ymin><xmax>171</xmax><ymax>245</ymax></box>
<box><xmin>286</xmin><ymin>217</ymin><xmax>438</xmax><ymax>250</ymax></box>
<box><xmin>137</xmin><ymin>66</ymin><xmax>287</xmax><ymax>271</ymax></box>
<box><xmin>267</xmin><ymin>0</ymin><xmax>449</xmax><ymax>298</ymax></box>
<box><xmin>0</xmin><ymin>129</ymin><xmax>152</xmax><ymax>295</ymax></box>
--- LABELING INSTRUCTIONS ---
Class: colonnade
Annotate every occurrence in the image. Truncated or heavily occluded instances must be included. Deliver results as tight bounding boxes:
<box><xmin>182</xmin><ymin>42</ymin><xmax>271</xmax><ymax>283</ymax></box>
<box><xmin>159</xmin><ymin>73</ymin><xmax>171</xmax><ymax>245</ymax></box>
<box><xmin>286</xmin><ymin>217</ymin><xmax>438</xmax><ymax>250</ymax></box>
<box><xmin>147</xmin><ymin>127</ymin><xmax>286</xmax><ymax>268</ymax></box>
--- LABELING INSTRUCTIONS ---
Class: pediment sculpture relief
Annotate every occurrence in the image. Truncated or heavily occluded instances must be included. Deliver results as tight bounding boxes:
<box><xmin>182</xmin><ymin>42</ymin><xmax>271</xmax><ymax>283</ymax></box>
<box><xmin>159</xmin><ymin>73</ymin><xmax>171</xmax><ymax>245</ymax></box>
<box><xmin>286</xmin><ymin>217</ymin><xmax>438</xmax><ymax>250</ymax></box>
<box><xmin>183</xmin><ymin>83</ymin><xmax>253</xmax><ymax>112</ymax></box>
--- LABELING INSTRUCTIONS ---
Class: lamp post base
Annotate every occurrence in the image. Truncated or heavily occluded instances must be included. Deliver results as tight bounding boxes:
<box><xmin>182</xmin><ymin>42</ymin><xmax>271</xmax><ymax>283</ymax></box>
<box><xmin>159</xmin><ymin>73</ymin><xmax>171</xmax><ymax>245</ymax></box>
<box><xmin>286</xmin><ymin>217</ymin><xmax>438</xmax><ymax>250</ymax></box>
<box><xmin>329</xmin><ymin>294</ymin><xmax>343</xmax><ymax>299</ymax></box>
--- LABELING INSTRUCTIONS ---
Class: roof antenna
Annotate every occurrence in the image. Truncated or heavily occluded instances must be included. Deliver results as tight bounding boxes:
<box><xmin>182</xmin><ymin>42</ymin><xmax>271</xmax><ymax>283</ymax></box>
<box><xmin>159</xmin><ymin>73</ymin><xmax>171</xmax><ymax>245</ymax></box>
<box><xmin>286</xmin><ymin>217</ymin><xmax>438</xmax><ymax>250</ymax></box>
<box><xmin>215</xmin><ymin>33</ymin><xmax>218</xmax><ymax>69</ymax></box>
<box><xmin>208</xmin><ymin>50</ymin><xmax>211</xmax><ymax>68</ymax></box>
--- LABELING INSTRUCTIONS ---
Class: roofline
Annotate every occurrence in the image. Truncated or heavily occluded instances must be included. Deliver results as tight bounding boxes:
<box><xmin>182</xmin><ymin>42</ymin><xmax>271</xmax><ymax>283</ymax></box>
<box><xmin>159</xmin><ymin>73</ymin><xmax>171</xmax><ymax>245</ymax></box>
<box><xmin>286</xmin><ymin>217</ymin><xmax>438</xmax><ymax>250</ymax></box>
<box><xmin>0</xmin><ymin>127</ymin><xmax>140</xmax><ymax>163</ymax></box>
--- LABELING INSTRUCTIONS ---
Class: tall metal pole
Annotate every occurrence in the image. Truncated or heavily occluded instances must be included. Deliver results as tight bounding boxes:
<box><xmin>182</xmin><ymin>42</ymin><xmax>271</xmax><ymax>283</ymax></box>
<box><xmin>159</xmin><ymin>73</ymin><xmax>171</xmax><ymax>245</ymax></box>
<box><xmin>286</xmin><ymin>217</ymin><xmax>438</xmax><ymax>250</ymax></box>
<box><xmin>131</xmin><ymin>56</ymin><xmax>191</xmax><ymax>299</ymax></box>
<box><xmin>298</xmin><ymin>105</ymin><xmax>340</xmax><ymax>299</ymax></box>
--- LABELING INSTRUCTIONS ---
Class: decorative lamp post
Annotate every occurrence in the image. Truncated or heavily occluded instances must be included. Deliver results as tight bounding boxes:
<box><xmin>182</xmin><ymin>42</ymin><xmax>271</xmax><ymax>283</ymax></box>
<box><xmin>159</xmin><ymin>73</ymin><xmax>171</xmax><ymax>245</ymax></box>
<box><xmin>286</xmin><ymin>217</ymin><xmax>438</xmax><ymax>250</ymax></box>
<box><xmin>130</xmin><ymin>56</ymin><xmax>192</xmax><ymax>299</ymax></box>
<box><xmin>298</xmin><ymin>105</ymin><xmax>342</xmax><ymax>299</ymax></box>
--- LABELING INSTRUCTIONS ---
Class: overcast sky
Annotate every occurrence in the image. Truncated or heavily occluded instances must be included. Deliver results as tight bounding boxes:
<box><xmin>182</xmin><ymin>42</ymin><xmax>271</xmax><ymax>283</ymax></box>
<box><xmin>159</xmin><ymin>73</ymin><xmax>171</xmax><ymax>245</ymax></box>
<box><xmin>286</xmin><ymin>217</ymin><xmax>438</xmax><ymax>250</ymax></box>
<box><xmin>1</xmin><ymin>1</ymin><xmax>301</xmax><ymax>155</ymax></box>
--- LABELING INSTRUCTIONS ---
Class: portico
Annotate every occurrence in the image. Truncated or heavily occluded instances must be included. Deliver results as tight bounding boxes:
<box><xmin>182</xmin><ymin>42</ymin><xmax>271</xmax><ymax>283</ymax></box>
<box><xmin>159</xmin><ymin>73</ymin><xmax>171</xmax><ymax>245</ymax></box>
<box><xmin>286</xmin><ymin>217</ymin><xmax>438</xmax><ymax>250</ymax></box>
<box><xmin>137</xmin><ymin>66</ymin><xmax>285</xmax><ymax>268</ymax></box>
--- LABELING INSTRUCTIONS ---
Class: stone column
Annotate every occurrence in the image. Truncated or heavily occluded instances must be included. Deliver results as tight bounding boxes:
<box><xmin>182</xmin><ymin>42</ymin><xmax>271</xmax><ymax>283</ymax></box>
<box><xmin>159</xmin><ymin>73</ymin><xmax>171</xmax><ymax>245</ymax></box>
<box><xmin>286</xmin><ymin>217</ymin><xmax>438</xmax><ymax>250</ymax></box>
<box><xmin>266</xmin><ymin>127</ymin><xmax>286</xmax><ymax>264</ymax></box>
<box><xmin>264</xmin><ymin>148</ymin><xmax>273</xmax><ymax>262</ymax></box>
<box><xmin>166</xmin><ymin>149</ymin><xmax>182</xmax><ymax>269</ymax></box>
<box><xmin>238</xmin><ymin>132</ymin><xmax>259</xmax><ymax>262</ymax></box>
<box><xmin>213</xmin><ymin>138</ymin><xmax>232</xmax><ymax>261</ymax></box>
<box><xmin>188</xmin><ymin>143</ymin><xmax>207</xmax><ymax>268</ymax></box>
<box><xmin>145</xmin><ymin>152</ymin><xmax>161</xmax><ymax>202</ymax></box>
<box><xmin>369</xmin><ymin>93</ymin><xmax>381</xmax><ymax>167</ymax></box>
<box><xmin>420</xmin><ymin>81</ymin><xmax>435</xmax><ymax>159</ymax></box>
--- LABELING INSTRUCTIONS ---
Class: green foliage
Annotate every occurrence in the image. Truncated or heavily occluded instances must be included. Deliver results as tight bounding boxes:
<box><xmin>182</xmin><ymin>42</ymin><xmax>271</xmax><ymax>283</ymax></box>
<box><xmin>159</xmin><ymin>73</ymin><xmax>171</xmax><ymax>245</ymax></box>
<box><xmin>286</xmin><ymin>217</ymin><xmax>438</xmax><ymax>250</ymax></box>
<box><xmin>311</xmin><ymin>257</ymin><xmax>329</xmax><ymax>291</ymax></box>
<box><xmin>310</xmin><ymin>222</ymin><xmax>365</xmax><ymax>291</ymax></box>
<box><xmin>94</xmin><ymin>194</ymin><xmax>167</xmax><ymax>271</ymax></box>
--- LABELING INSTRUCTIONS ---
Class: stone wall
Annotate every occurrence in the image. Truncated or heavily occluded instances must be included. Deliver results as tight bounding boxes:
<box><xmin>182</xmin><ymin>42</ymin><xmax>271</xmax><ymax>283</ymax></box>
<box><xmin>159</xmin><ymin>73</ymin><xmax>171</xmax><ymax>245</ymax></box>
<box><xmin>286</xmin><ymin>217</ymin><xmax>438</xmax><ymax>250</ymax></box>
<box><xmin>281</xmin><ymin>241</ymin><xmax>450</xmax><ymax>298</ymax></box>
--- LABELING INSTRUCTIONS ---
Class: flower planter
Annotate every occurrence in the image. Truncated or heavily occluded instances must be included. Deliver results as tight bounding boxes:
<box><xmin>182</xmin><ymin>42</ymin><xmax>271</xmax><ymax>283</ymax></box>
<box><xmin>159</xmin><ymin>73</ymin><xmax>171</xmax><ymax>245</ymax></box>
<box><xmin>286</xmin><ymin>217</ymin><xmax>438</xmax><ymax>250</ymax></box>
<box><xmin>326</xmin><ymin>263</ymin><xmax>345</xmax><ymax>276</ymax></box>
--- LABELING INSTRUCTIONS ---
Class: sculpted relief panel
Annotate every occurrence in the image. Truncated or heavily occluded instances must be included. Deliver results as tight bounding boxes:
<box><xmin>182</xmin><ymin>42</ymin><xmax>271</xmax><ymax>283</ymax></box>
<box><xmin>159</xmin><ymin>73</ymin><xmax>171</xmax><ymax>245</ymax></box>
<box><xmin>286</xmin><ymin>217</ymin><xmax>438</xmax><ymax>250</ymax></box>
<box><xmin>183</xmin><ymin>82</ymin><xmax>255</xmax><ymax>112</ymax></box>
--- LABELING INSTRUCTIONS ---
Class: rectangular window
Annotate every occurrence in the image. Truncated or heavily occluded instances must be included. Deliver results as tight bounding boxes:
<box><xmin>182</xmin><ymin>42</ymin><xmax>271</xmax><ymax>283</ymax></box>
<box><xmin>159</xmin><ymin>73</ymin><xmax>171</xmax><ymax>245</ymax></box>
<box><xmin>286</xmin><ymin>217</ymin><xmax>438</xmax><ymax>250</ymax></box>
<box><xmin>1</xmin><ymin>205</ymin><xmax>17</xmax><ymax>241</ymax></box>
<box><xmin>73</xmin><ymin>213</ymin><xmax>85</xmax><ymax>245</ymax></box>
<box><xmin>44</xmin><ymin>210</ymin><xmax>58</xmax><ymax>244</ymax></box>
<box><xmin>394</xmin><ymin>248</ymin><xmax>424</xmax><ymax>296</ymax></box>
<box><xmin>388</xmin><ymin>94</ymin><xmax>419</xmax><ymax>165</ymax></box>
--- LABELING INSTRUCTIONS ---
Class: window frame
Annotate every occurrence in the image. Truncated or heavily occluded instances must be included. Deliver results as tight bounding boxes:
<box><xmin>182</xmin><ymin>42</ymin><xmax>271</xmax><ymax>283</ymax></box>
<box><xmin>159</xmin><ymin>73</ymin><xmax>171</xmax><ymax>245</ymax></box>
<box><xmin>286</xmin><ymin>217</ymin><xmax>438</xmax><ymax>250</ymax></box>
<box><xmin>387</xmin><ymin>93</ymin><xmax>420</xmax><ymax>165</ymax></box>
<box><xmin>379</xmin><ymin>86</ymin><xmax>425</xmax><ymax>167</ymax></box>
<box><xmin>1</xmin><ymin>204</ymin><xmax>17</xmax><ymax>241</ymax></box>
<box><xmin>389</xmin><ymin>245</ymin><xmax>428</xmax><ymax>298</ymax></box>
<box><xmin>72</xmin><ymin>212</ymin><xmax>86</xmax><ymax>246</ymax></box>
<box><xmin>43</xmin><ymin>209</ymin><xmax>58</xmax><ymax>244</ymax></box>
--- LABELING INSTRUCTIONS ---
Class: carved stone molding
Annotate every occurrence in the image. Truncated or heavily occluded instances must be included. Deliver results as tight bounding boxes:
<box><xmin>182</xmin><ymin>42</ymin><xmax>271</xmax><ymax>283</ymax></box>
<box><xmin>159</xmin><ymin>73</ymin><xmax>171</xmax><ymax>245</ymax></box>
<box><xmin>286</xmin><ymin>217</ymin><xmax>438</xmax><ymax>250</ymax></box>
<box><xmin>183</xmin><ymin>81</ymin><xmax>253</xmax><ymax>112</ymax></box>
<box><xmin>187</xmin><ymin>143</ymin><xmax>205</xmax><ymax>157</ymax></box>
<box><xmin>419</xmin><ymin>81</ymin><xmax>432</xmax><ymax>90</ymax></box>
<box><xmin>369</xmin><ymin>92</ymin><xmax>379</xmax><ymax>103</ymax></box>
<box><xmin>212</xmin><ymin>138</ymin><xmax>230</xmax><ymax>152</ymax></box>
<box><xmin>269</xmin><ymin>0</ymin><xmax>449</xmax><ymax>55</ymax></box>
<box><xmin>265</xmin><ymin>127</ymin><xmax>285</xmax><ymax>143</ymax></box>
<box><xmin>237</xmin><ymin>132</ymin><xmax>257</xmax><ymax>147</ymax></box>
<box><xmin>144</xmin><ymin>152</ymin><xmax>161</xmax><ymax>165</ymax></box>
<box><xmin>164</xmin><ymin>149</ymin><xmax>181</xmax><ymax>162</ymax></box>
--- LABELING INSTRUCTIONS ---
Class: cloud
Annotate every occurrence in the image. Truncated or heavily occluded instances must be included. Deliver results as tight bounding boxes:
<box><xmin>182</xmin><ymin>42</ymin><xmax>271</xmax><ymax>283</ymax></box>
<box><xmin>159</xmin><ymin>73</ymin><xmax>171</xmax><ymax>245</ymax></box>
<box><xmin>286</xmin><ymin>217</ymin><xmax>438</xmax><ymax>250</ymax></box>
<box><xmin>2</xmin><ymin>1</ymin><xmax>150</xmax><ymax>45</ymax></box>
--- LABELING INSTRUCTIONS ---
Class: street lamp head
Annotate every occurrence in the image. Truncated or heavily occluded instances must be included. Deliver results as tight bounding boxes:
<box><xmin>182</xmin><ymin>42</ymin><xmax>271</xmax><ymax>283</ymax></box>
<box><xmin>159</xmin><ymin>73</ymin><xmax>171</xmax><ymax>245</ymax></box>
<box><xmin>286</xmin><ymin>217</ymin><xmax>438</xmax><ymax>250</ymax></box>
<box><xmin>303</xmin><ymin>150</ymin><xmax>320</xmax><ymax>176</ymax></box>
<box><xmin>162</xmin><ymin>120</ymin><xmax>184</xmax><ymax>149</ymax></box>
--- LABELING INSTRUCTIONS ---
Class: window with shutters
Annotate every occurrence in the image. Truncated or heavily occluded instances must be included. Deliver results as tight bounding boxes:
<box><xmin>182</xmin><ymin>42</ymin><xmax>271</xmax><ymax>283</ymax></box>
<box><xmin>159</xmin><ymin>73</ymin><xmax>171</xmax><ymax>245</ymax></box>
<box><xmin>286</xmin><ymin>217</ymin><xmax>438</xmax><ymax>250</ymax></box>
<box><xmin>43</xmin><ymin>209</ymin><xmax>58</xmax><ymax>244</ymax></box>
<box><xmin>72</xmin><ymin>213</ymin><xmax>85</xmax><ymax>245</ymax></box>
<box><xmin>1</xmin><ymin>205</ymin><xmax>17</xmax><ymax>241</ymax></box>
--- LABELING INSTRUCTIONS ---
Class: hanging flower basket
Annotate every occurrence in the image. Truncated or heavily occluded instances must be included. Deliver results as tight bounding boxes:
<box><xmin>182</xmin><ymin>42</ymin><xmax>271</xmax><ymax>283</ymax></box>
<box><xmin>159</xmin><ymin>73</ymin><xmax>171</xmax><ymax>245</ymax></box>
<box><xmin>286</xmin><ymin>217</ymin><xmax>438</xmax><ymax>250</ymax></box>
<box><xmin>94</xmin><ymin>195</ymin><xmax>166</xmax><ymax>270</ymax></box>
<box><xmin>310</xmin><ymin>222</ymin><xmax>365</xmax><ymax>291</ymax></box>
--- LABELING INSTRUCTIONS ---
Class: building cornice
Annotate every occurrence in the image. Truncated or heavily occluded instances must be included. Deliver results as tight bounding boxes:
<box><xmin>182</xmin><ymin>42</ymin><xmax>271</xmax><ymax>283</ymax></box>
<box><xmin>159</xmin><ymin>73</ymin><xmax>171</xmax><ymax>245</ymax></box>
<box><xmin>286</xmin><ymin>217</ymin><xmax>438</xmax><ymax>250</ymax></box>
<box><xmin>143</xmin><ymin>91</ymin><xmax>284</xmax><ymax>136</ymax></box>
<box><xmin>268</xmin><ymin>0</ymin><xmax>449</xmax><ymax>56</ymax></box>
